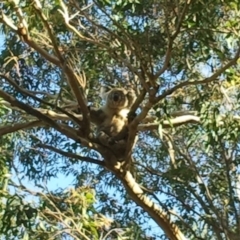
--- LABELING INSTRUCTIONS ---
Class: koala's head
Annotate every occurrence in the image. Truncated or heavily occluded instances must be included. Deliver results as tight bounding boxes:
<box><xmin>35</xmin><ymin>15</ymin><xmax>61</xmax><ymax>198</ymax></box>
<box><xmin>102</xmin><ymin>88</ymin><xmax>130</xmax><ymax>109</ymax></box>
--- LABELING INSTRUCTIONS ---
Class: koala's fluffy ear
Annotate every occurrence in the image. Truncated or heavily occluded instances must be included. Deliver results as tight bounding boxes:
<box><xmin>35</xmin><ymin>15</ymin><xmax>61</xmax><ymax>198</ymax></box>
<box><xmin>100</xmin><ymin>86</ymin><xmax>111</xmax><ymax>100</ymax></box>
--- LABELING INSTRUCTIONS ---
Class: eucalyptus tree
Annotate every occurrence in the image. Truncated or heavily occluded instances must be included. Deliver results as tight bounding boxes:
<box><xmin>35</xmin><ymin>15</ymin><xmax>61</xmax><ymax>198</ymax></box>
<box><xmin>0</xmin><ymin>0</ymin><xmax>240</xmax><ymax>239</ymax></box>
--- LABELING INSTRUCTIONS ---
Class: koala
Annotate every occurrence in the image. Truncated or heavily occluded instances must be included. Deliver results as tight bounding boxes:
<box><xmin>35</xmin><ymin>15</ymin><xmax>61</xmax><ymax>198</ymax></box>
<box><xmin>89</xmin><ymin>87</ymin><xmax>136</xmax><ymax>160</ymax></box>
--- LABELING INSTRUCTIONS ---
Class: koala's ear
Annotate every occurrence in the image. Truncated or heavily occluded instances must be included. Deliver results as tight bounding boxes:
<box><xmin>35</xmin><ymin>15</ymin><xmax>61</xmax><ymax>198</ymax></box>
<box><xmin>100</xmin><ymin>86</ymin><xmax>111</xmax><ymax>100</ymax></box>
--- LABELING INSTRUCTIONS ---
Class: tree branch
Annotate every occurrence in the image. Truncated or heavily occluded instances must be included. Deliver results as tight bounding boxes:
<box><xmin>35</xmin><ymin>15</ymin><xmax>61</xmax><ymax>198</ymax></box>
<box><xmin>33</xmin><ymin>0</ymin><xmax>63</xmax><ymax>61</ymax></box>
<box><xmin>0</xmin><ymin>120</ymin><xmax>44</xmax><ymax>136</ymax></box>
<box><xmin>154</xmin><ymin>46</ymin><xmax>240</xmax><ymax>103</ymax></box>
<box><xmin>2</xmin><ymin>3</ymin><xmax>91</xmax><ymax>135</ymax></box>
<box><xmin>0</xmin><ymin>89</ymin><xmax>80</xmax><ymax>142</ymax></box>
<box><xmin>154</xmin><ymin>0</ymin><xmax>192</xmax><ymax>79</ymax></box>
<box><xmin>138</xmin><ymin>115</ymin><xmax>200</xmax><ymax>131</ymax></box>
<box><xmin>38</xmin><ymin>143</ymin><xmax>105</xmax><ymax>167</ymax></box>
<box><xmin>0</xmin><ymin>73</ymin><xmax>83</xmax><ymax>126</ymax></box>
<box><xmin>117</xmin><ymin>170</ymin><xmax>187</xmax><ymax>240</ymax></box>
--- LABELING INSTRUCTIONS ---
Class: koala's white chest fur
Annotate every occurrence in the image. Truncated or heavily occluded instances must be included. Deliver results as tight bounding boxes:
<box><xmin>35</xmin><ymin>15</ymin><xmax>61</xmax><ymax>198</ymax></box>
<box><xmin>101</xmin><ymin>107</ymin><xmax>129</xmax><ymax>136</ymax></box>
<box><xmin>114</xmin><ymin>108</ymin><xmax>129</xmax><ymax>118</ymax></box>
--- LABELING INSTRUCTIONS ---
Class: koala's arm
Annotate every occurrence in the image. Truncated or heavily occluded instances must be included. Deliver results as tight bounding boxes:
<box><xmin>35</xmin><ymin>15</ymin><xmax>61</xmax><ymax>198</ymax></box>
<box><xmin>88</xmin><ymin>107</ymin><xmax>106</xmax><ymax>126</ymax></box>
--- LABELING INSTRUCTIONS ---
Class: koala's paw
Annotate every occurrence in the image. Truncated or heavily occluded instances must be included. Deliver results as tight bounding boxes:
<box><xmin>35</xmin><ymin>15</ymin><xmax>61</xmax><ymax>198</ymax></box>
<box><xmin>108</xmin><ymin>137</ymin><xmax>117</xmax><ymax>145</ymax></box>
<box><xmin>128</xmin><ymin>111</ymin><xmax>136</xmax><ymax>122</ymax></box>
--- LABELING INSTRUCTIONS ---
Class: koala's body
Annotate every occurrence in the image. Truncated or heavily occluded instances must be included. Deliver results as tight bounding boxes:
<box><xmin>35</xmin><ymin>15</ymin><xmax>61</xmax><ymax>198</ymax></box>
<box><xmin>89</xmin><ymin>87</ymin><xmax>136</xmax><ymax>160</ymax></box>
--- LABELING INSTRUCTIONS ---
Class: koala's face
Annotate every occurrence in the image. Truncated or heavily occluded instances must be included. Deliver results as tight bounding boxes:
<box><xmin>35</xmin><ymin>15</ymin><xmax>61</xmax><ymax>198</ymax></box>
<box><xmin>106</xmin><ymin>88</ymin><xmax>129</xmax><ymax>109</ymax></box>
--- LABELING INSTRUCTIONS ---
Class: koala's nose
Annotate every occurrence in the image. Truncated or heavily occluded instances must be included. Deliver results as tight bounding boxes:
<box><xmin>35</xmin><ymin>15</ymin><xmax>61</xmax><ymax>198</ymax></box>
<box><xmin>113</xmin><ymin>94</ymin><xmax>119</xmax><ymax>101</ymax></box>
